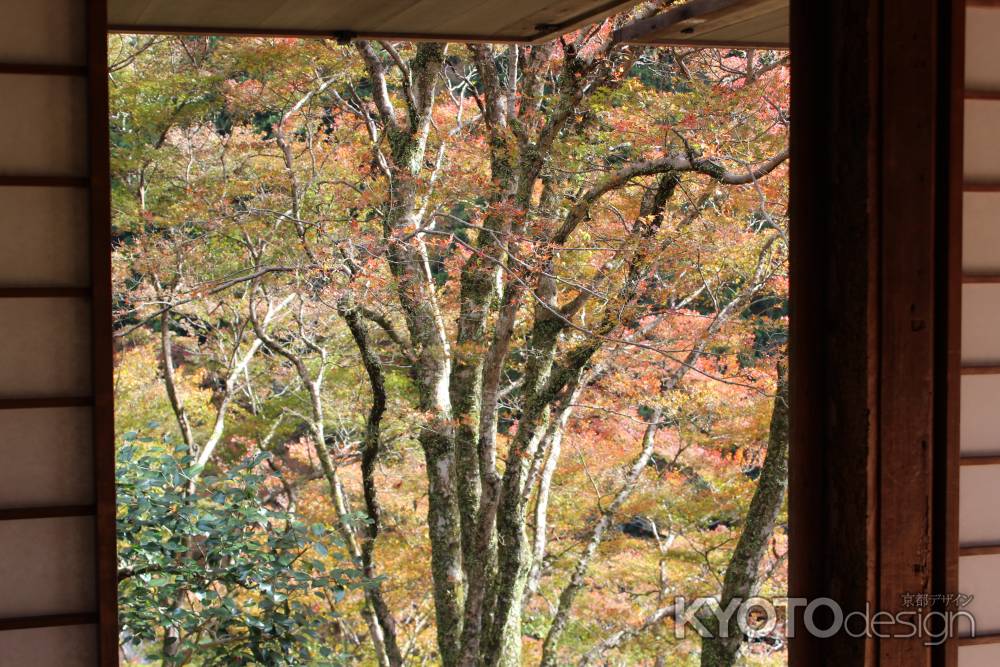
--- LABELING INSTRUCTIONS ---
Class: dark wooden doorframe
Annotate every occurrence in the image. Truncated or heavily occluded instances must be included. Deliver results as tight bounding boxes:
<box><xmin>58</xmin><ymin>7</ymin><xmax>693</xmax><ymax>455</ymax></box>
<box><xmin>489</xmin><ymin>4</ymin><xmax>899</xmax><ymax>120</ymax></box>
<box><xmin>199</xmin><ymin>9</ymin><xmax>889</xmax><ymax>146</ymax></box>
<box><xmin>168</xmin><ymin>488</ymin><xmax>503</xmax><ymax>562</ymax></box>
<box><xmin>789</xmin><ymin>0</ymin><xmax>963</xmax><ymax>666</ymax></box>
<box><xmin>788</xmin><ymin>0</ymin><xmax>879</xmax><ymax>663</ymax></box>
<box><xmin>938</xmin><ymin>4</ymin><xmax>965</xmax><ymax>667</ymax></box>
<box><xmin>82</xmin><ymin>0</ymin><xmax>967</xmax><ymax>664</ymax></box>
<box><xmin>89</xmin><ymin>0</ymin><xmax>119</xmax><ymax>663</ymax></box>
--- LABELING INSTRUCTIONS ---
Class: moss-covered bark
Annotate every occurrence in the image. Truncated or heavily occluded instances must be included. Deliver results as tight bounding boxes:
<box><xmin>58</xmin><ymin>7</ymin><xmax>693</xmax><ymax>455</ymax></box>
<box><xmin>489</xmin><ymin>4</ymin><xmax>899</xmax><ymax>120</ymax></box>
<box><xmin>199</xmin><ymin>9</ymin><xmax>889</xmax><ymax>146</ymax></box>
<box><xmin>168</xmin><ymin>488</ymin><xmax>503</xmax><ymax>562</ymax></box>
<box><xmin>422</xmin><ymin>425</ymin><xmax>465</xmax><ymax>667</ymax></box>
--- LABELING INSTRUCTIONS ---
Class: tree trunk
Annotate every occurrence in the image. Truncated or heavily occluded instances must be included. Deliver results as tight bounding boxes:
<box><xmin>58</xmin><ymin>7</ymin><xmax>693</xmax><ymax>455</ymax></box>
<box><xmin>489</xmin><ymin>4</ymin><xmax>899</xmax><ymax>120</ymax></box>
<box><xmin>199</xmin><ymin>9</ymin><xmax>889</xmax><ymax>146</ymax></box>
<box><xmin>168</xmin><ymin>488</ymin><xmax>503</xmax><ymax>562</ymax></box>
<box><xmin>540</xmin><ymin>406</ymin><xmax>662</xmax><ymax>667</ymax></box>
<box><xmin>421</xmin><ymin>423</ymin><xmax>465</xmax><ymax>667</ymax></box>
<box><xmin>339</xmin><ymin>298</ymin><xmax>405</xmax><ymax>667</ymax></box>
<box><xmin>524</xmin><ymin>396</ymin><xmax>574</xmax><ymax>600</ymax></box>
<box><xmin>700</xmin><ymin>362</ymin><xmax>789</xmax><ymax>667</ymax></box>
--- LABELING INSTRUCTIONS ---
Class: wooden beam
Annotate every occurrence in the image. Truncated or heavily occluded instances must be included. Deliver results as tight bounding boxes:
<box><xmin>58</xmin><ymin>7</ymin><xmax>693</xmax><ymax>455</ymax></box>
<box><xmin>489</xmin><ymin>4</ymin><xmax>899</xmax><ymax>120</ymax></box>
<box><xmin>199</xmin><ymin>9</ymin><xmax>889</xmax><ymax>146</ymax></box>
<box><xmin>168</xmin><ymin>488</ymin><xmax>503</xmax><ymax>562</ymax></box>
<box><xmin>527</xmin><ymin>0</ymin><xmax>647</xmax><ymax>43</ymax></box>
<box><xmin>966</xmin><ymin>90</ymin><xmax>1000</xmax><ymax>100</ymax></box>
<box><xmin>0</xmin><ymin>287</ymin><xmax>91</xmax><ymax>299</ymax></box>
<box><xmin>960</xmin><ymin>544</ymin><xmax>1000</xmax><ymax>557</ymax></box>
<box><xmin>0</xmin><ymin>397</ymin><xmax>92</xmax><ymax>410</ymax></box>
<box><xmin>613</xmin><ymin>0</ymin><xmax>788</xmax><ymax>47</ymax></box>
<box><xmin>960</xmin><ymin>365</ymin><xmax>1000</xmax><ymax>375</ymax></box>
<box><xmin>0</xmin><ymin>505</ymin><xmax>96</xmax><ymax>521</ymax></box>
<box><xmin>0</xmin><ymin>613</ymin><xmax>97</xmax><ymax>633</ymax></box>
<box><xmin>0</xmin><ymin>64</ymin><xmax>87</xmax><ymax>77</ymax></box>
<box><xmin>958</xmin><ymin>633</ymin><xmax>1000</xmax><ymax>647</ymax></box>
<box><xmin>0</xmin><ymin>176</ymin><xmax>88</xmax><ymax>188</ymax></box>
<box><xmin>959</xmin><ymin>455</ymin><xmax>1000</xmax><ymax>466</ymax></box>
<box><xmin>964</xmin><ymin>182</ymin><xmax>1000</xmax><ymax>192</ymax></box>
<box><xmin>962</xmin><ymin>273</ymin><xmax>1000</xmax><ymax>283</ymax></box>
<box><xmin>613</xmin><ymin>0</ymin><xmax>747</xmax><ymax>43</ymax></box>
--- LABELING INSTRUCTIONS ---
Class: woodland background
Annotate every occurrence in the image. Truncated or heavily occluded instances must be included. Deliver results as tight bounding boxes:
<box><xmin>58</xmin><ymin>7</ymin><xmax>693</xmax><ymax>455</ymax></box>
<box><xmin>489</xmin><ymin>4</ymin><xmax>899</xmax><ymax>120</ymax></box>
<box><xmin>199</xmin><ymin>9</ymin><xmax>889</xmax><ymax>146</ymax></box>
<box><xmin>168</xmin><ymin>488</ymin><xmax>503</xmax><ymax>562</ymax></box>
<box><xmin>110</xmin><ymin>10</ymin><xmax>790</xmax><ymax>665</ymax></box>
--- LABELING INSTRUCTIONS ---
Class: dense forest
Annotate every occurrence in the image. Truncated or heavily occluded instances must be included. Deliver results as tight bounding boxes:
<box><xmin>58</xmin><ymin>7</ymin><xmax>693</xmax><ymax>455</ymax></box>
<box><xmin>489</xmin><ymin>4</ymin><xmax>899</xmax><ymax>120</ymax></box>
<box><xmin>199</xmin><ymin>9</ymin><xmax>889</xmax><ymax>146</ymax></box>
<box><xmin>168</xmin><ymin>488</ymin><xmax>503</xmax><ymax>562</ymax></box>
<box><xmin>110</xmin><ymin>10</ymin><xmax>789</xmax><ymax>666</ymax></box>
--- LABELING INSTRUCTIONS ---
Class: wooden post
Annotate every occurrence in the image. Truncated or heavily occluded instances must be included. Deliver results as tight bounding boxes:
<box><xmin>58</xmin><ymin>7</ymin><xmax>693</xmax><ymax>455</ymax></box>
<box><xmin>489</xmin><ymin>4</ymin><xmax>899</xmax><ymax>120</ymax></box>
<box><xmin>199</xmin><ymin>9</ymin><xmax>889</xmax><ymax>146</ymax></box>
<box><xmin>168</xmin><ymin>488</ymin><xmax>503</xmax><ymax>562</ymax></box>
<box><xmin>790</xmin><ymin>0</ymin><xmax>960</xmax><ymax>665</ymax></box>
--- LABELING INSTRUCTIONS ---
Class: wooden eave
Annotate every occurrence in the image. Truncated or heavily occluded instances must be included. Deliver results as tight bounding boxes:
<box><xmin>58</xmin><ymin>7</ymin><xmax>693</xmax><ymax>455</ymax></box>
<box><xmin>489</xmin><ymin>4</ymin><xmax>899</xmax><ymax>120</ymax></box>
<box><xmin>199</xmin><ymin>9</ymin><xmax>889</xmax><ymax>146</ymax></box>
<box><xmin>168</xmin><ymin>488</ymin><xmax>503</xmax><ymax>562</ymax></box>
<box><xmin>614</xmin><ymin>0</ymin><xmax>789</xmax><ymax>49</ymax></box>
<box><xmin>107</xmin><ymin>0</ymin><xmax>643</xmax><ymax>43</ymax></box>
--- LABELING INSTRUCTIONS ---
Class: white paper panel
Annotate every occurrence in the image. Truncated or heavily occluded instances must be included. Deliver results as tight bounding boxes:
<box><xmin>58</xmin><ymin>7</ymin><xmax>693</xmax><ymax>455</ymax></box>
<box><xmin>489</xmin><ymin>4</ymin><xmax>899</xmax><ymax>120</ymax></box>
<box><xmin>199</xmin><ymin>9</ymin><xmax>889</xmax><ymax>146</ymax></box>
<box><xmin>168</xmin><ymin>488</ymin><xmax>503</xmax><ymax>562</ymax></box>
<box><xmin>961</xmin><ymin>644</ymin><xmax>1000</xmax><ymax>667</ymax></box>
<box><xmin>961</xmin><ymin>375</ymin><xmax>1000</xmax><ymax>456</ymax></box>
<box><xmin>960</xmin><ymin>466</ymin><xmax>1000</xmax><ymax>545</ymax></box>
<box><xmin>967</xmin><ymin>7</ymin><xmax>1000</xmax><ymax>91</ymax></box>
<box><xmin>965</xmin><ymin>100</ymin><xmax>1000</xmax><ymax>183</ymax></box>
<box><xmin>0</xmin><ymin>625</ymin><xmax>97</xmax><ymax>667</ymax></box>
<box><xmin>964</xmin><ymin>193</ymin><xmax>1000</xmax><ymax>274</ymax></box>
<box><xmin>0</xmin><ymin>516</ymin><xmax>95</xmax><ymax>617</ymax></box>
<box><xmin>960</xmin><ymin>7</ymin><xmax>1000</xmax><ymax>662</ymax></box>
<box><xmin>0</xmin><ymin>74</ymin><xmax>87</xmax><ymax>177</ymax></box>
<box><xmin>0</xmin><ymin>408</ymin><xmax>93</xmax><ymax>508</ymax></box>
<box><xmin>0</xmin><ymin>0</ymin><xmax>87</xmax><ymax>65</ymax></box>
<box><xmin>960</xmin><ymin>555</ymin><xmax>1000</xmax><ymax>636</ymax></box>
<box><xmin>962</xmin><ymin>284</ymin><xmax>1000</xmax><ymax>365</ymax></box>
<box><xmin>0</xmin><ymin>298</ymin><xmax>91</xmax><ymax>397</ymax></box>
<box><xmin>0</xmin><ymin>187</ymin><xmax>89</xmax><ymax>286</ymax></box>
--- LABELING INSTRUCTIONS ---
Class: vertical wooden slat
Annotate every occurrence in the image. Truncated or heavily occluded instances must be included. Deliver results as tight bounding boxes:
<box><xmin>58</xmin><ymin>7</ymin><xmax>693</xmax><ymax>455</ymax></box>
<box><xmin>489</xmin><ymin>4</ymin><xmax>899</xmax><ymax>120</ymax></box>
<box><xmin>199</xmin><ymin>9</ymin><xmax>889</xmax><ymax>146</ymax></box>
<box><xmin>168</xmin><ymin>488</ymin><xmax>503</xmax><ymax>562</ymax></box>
<box><xmin>874</xmin><ymin>0</ymin><xmax>964</xmax><ymax>663</ymax></box>
<box><xmin>86</xmin><ymin>1</ymin><xmax>117</xmax><ymax>664</ymax></box>
<box><xmin>939</xmin><ymin>1</ymin><xmax>965</xmax><ymax>666</ymax></box>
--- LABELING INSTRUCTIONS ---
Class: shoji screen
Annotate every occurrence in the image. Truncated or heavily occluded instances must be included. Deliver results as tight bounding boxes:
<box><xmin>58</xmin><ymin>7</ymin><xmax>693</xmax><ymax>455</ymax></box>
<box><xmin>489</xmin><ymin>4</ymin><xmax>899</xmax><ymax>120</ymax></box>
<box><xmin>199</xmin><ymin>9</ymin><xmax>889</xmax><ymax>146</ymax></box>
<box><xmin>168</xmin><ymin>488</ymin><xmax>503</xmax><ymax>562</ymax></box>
<box><xmin>958</xmin><ymin>3</ymin><xmax>1000</xmax><ymax>665</ymax></box>
<box><xmin>0</xmin><ymin>1</ymin><xmax>116</xmax><ymax>665</ymax></box>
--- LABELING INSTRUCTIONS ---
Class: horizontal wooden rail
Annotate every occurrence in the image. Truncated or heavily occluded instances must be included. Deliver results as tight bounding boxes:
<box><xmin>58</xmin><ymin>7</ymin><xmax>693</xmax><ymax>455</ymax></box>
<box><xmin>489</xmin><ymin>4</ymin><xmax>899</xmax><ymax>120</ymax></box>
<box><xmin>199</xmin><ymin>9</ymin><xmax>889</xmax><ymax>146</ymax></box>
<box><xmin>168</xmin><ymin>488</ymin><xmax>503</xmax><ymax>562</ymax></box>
<box><xmin>0</xmin><ymin>63</ymin><xmax>87</xmax><ymax>77</ymax></box>
<box><xmin>960</xmin><ymin>544</ymin><xmax>1000</xmax><ymax>557</ymax></box>
<box><xmin>965</xmin><ymin>182</ymin><xmax>1000</xmax><ymax>192</ymax></box>
<box><xmin>960</xmin><ymin>455</ymin><xmax>1000</xmax><ymax>466</ymax></box>
<box><xmin>0</xmin><ymin>287</ymin><xmax>91</xmax><ymax>299</ymax></box>
<box><xmin>0</xmin><ymin>612</ymin><xmax>97</xmax><ymax>633</ymax></box>
<box><xmin>0</xmin><ymin>397</ymin><xmax>92</xmax><ymax>410</ymax></box>
<box><xmin>0</xmin><ymin>175</ymin><xmax>88</xmax><ymax>188</ymax></box>
<box><xmin>959</xmin><ymin>633</ymin><xmax>1000</xmax><ymax>648</ymax></box>
<box><xmin>960</xmin><ymin>365</ymin><xmax>1000</xmax><ymax>375</ymax></box>
<box><xmin>0</xmin><ymin>505</ymin><xmax>96</xmax><ymax>522</ymax></box>
<box><xmin>967</xmin><ymin>91</ymin><xmax>1000</xmax><ymax>101</ymax></box>
<box><xmin>963</xmin><ymin>273</ymin><xmax>1000</xmax><ymax>283</ymax></box>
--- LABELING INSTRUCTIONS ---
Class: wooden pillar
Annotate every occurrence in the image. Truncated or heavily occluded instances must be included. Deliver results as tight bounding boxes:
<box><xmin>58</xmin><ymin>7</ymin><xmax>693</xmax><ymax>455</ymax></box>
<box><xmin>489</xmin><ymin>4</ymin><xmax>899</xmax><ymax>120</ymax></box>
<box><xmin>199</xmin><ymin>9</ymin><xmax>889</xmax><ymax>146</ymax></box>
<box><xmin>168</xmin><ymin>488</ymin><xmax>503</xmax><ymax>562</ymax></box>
<box><xmin>789</xmin><ymin>0</ymin><xmax>879</xmax><ymax>663</ymax></box>
<box><xmin>0</xmin><ymin>1</ymin><xmax>116</xmax><ymax>665</ymax></box>
<box><xmin>789</xmin><ymin>0</ymin><xmax>959</xmax><ymax>665</ymax></box>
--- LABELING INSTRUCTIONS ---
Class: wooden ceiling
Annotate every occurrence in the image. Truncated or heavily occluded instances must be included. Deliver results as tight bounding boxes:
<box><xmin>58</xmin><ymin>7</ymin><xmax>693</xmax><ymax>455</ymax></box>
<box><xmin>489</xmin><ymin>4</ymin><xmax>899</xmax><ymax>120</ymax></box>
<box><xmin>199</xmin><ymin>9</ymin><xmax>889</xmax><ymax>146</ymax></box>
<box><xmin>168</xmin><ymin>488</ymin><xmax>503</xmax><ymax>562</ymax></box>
<box><xmin>615</xmin><ymin>0</ymin><xmax>789</xmax><ymax>49</ymax></box>
<box><xmin>107</xmin><ymin>0</ymin><xmax>642</xmax><ymax>43</ymax></box>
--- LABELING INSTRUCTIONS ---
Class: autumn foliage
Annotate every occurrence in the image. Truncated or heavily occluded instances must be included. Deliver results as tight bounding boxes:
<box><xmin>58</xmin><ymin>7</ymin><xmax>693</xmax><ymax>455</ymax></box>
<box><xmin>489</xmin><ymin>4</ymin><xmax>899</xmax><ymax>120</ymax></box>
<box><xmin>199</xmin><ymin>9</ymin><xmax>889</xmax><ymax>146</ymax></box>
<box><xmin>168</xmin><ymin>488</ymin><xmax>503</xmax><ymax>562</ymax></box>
<box><xmin>111</xmin><ymin>12</ymin><xmax>789</xmax><ymax>666</ymax></box>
